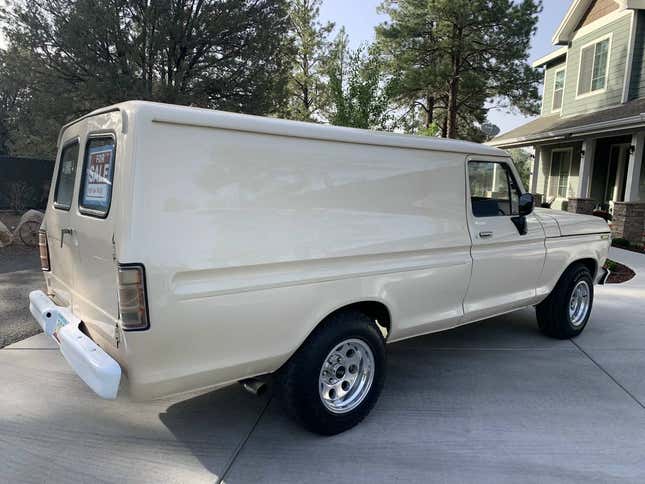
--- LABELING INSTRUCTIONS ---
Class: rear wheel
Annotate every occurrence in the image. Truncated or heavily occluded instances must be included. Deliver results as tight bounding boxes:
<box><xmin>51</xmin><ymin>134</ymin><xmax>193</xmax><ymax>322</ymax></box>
<box><xmin>536</xmin><ymin>263</ymin><xmax>594</xmax><ymax>339</ymax></box>
<box><xmin>276</xmin><ymin>310</ymin><xmax>386</xmax><ymax>435</ymax></box>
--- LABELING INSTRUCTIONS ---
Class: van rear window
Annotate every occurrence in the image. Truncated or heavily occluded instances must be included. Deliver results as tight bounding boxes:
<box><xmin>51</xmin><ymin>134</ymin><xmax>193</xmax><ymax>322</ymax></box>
<box><xmin>79</xmin><ymin>136</ymin><xmax>116</xmax><ymax>217</ymax></box>
<box><xmin>53</xmin><ymin>141</ymin><xmax>80</xmax><ymax>210</ymax></box>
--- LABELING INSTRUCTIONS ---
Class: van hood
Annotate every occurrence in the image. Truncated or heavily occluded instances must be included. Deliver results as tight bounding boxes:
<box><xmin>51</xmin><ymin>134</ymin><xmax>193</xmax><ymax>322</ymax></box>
<box><xmin>533</xmin><ymin>208</ymin><xmax>611</xmax><ymax>237</ymax></box>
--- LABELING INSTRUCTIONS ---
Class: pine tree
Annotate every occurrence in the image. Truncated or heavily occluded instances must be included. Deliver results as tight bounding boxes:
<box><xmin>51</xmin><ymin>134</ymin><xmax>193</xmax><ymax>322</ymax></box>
<box><xmin>376</xmin><ymin>0</ymin><xmax>542</xmax><ymax>140</ymax></box>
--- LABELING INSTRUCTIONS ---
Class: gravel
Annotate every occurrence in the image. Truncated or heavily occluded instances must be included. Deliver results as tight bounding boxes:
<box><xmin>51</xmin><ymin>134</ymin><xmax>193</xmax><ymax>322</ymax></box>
<box><xmin>0</xmin><ymin>246</ymin><xmax>44</xmax><ymax>348</ymax></box>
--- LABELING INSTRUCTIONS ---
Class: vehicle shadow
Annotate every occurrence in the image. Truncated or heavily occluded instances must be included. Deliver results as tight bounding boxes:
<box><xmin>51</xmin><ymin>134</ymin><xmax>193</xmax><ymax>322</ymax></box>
<box><xmin>158</xmin><ymin>383</ymin><xmax>270</xmax><ymax>480</ymax></box>
<box><xmin>159</xmin><ymin>307</ymin><xmax>557</xmax><ymax>481</ymax></box>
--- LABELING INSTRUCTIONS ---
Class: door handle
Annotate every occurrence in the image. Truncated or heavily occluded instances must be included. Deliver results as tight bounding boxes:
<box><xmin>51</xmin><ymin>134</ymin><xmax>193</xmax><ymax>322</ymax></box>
<box><xmin>61</xmin><ymin>228</ymin><xmax>73</xmax><ymax>248</ymax></box>
<box><xmin>479</xmin><ymin>231</ymin><xmax>493</xmax><ymax>238</ymax></box>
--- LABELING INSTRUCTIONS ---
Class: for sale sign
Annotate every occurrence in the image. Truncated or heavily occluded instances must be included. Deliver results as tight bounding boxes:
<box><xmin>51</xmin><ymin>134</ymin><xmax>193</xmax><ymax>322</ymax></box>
<box><xmin>82</xmin><ymin>143</ymin><xmax>114</xmax><ymax>212</ymax></box>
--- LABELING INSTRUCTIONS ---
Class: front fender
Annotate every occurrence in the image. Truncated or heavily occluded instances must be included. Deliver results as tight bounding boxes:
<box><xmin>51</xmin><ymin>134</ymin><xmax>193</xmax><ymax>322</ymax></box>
<box><xmin>537</xmin><ymin>233</ymin><xmax>611</xmax><ymax>300</ymax></box>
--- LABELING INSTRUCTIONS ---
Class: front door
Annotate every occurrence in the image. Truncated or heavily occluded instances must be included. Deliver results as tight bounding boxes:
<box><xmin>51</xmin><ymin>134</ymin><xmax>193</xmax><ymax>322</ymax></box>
<box><xmin>463</xmin><ymin>159</ymin><xmax>546</xmax><ymax>321</ymax></box>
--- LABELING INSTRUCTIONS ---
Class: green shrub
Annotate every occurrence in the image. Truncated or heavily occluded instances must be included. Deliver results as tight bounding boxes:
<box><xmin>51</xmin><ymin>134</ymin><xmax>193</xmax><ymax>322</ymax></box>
<box><xmin>612</xmin><ymin>238</ymin><xmax>631</xmax><ymax>249</ymax></box>
<box><xmin>604</xmin><ymin>259</ymin><xmax>617</xmax><ymax>271</ymax></box>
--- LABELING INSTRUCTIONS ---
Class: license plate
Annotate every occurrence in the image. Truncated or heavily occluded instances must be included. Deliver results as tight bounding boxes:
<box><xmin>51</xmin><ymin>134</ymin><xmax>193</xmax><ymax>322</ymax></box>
<box><xmin>52</xmin><ymin>314</ymin><xmax>70</xmax><ymax>341</ymax></box>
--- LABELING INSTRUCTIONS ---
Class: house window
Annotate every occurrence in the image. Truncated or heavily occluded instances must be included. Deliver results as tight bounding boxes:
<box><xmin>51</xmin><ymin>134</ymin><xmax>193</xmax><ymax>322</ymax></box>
<box><xmin>552</xmin><ymin>69</ymin><xmax>565</xmax><ymax>112</ymax></box>
<box><xmin>548</xmin><ymin>150</ymin><xmax>571</xmax><ymax>199</ymax></box>
<box><xmin>577</xmin><ymin>37</ymin><xmax>610</xmax><ymax>96</ymax></box>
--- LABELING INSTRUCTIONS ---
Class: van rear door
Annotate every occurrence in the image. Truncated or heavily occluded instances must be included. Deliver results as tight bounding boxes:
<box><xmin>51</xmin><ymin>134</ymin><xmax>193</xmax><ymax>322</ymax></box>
<box><xmin>46</xmin><ymin>137</ymin><xmax>82</xmax><ymax>307</ymax></box>
<box><xmin>71</xmin><ymin>113</ymin><xmax>121</xmax><ymax>344</ymax></box>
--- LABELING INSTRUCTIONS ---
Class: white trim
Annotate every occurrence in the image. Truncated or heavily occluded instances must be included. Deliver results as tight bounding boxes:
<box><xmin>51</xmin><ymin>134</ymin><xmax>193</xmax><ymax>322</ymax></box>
<box><xmin>532</xmin><ymin>47</ymin><xmax>568</xmax><ymax>68</ymax></box>
<box><xmin>553</xmin><ymin>0</ymin><xmax>629</xmax><ymax>45</ymax></box>
<box><xmin>575</xmin><ymin>33</ymin><xmax>613</xmax><ymax>100</ymax></box>
<box><xmin>540</xmin><ymin>67</ymin><xmax>548</xmax><ymax>116</ymax></box>
<box><xmin>571</xmin><ymin>8</ymin><xmax>631</xmax><ymax>42</ymax></box>
<box><xmin>551</xmin><ymin>67</ymin><xmax>567</xmax><ymax>113</ymax></box>
<box><xmin>622</xmin><ymin>10</ymin><xmax>638</xmax><ymax>103</ymax></box>
<box><xmin>547</xmin><ymin>147</ymin><xmax>574</xmax><ymax>200</ymax></box>
<box><xmin>625</xmin><ymin>131</ymin><xmax>645</xmax><ymax>201</ymax></box>
<box><xmin>553</xmin><ymin>0</ymin><xmax>590</xmax><ymax>45</ymax></box>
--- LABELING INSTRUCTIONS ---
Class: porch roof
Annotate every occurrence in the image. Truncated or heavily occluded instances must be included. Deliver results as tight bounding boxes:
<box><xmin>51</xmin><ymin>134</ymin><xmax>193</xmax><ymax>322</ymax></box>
<box><xmin>489</xmin><ymin>98</ymin><xmax>645</xmax><ymax>149</ymax></box>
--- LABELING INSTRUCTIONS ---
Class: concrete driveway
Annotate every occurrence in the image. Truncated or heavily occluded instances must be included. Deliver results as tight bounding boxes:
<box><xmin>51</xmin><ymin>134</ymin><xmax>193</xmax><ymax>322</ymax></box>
<box><xmin>1</xmin><ymin>248</ymin><xmax>645</xmax><ymax>483</ymax></box>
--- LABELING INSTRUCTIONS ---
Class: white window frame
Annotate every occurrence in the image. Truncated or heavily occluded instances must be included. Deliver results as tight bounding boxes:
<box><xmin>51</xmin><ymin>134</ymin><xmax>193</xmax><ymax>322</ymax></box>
<box><xmin>551</xmin><ymin>67</ymin><xmax>566</xmax><ymax>113</ymax></box>
<box><xmin>576</xmin><ymin>33</ymin><xmax>612</xmax><ymax>100</ymax></box>
<box><xmin>547</xmin><ymin>148</ymin><xmax>573</xmax><ymax>200</ymax></box>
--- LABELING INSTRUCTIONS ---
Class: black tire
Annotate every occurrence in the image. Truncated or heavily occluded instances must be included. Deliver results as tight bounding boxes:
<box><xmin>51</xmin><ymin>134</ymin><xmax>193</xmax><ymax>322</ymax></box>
<box><xmin>536</xmin><ymin>263</ymin><xmax>594</xmax><ymax>339</ymax></box>
<box><xmin>276</xmin><ymin>309</ymin><xmax>386</xmax><ymax>435</ymax></box>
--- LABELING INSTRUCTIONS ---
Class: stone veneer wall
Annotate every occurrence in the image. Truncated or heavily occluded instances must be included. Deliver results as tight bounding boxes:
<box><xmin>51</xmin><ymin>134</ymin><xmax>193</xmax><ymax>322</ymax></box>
<box><xmin>612</xmin><ymin>202</ymin><xmax>645</xmax><ymax>245</ymax></box>
<box><xmin>567</xmin><ymin>198</ymin><xmax>596</xmax><ymax>215</ymax></box>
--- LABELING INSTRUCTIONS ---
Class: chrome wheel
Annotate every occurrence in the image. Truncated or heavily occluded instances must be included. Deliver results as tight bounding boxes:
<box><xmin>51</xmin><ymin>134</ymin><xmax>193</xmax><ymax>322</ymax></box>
<box><xmin>319</xmin><ymin>338</ymin><xmax>375</xmax><ymax>414</ymax></box>
<box><xmin>569</xmin><ymin>280</ymin><xmax>590</xmax><ymax>327</ymax></box>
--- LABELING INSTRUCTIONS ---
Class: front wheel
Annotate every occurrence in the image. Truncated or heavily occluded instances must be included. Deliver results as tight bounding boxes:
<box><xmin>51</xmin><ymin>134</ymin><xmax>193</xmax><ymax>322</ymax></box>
<box><xmin>536</xmin><ymin>263</ymin><xmax>594</xmax><ymax>339</ymax></box>
<box><xmin>276</xmin><ymin>310</ymin><xmax>386</xmax><ymax>435</ymax></box>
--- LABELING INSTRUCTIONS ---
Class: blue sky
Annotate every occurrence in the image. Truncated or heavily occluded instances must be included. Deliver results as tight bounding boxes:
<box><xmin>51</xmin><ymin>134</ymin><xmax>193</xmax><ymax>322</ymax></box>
<box><xmin>319</xmin><ymin>0</ymin><xmax>571</xmax><ymax>134</ymax></box>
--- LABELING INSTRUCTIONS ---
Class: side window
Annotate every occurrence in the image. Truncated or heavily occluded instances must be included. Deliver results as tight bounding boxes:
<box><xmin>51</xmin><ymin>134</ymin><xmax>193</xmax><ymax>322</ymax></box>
<box><xmin>54</xmin><ymin>141</ymin><xmax>80</xmax><ymax>210</ymax></box>
<box><xmin>469</xmin><ymin>161</ymin><xmax>521</xmax><ymax>217</ymax></box>
<box><xmin>79</xmin><ymin>136</ymin><xmax>116</xmax><ymax>217</ymax></box>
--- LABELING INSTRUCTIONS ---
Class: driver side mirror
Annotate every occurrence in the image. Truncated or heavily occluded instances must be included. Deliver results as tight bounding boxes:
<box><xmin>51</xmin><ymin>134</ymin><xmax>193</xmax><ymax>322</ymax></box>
<box><xmin>519</xmin><ymin>193</ymin><xmax>534</xmax><ymax>216</ymax></box>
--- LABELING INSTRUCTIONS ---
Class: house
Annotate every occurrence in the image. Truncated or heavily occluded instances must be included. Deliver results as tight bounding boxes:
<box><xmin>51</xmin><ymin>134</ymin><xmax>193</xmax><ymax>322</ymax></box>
<box><xmin>490</xmin><ymin>0</ymin><xmax>645</xmax><ymax>245</ymax></box>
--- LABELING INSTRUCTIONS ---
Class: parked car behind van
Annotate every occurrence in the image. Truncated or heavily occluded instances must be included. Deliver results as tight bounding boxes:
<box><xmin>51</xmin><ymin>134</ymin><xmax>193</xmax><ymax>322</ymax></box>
<box><xmin>30</xmin><ymin>102</ymin><xmax>611</xmax><ymax>434</ymax></box>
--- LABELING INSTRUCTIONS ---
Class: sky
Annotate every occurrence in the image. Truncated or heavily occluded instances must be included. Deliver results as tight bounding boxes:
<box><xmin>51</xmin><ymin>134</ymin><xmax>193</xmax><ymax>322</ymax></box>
<box><xmin>319</xmin><ymin>0</ymin><xmax>572</xmax><ymax>135</ymax></box>
<box><xmin>0</xmin><ymin>0</ymin><xmax>570</xmax><ymax>134</ymax></box>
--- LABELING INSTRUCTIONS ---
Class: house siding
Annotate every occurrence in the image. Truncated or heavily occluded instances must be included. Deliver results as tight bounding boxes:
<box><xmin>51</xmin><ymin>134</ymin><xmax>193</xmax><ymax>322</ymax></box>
<box><xmin>541</xmin><ymin>60</ymin><xmax>567</xmax><ymax>115</ymax></box>
<box><xmin>629</xmin><ymin>10</ymin><xmax>645</xmax><ymax>100</ymax></box>
<box><xmin>561</xmin><ymin>11</ymin><xmax>632</xmax><ymax>117</ymax></box>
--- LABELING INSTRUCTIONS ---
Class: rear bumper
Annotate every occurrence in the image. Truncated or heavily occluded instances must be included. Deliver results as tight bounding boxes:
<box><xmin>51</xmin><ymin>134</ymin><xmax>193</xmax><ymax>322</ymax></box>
<box><xmin>29</xmin><ymin>290</ymin><xmax>121</xmax><ymax>399</ymax></box>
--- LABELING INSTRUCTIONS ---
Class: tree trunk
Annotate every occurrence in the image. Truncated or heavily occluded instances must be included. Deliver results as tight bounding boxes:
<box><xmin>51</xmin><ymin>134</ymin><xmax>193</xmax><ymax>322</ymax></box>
<box><xmin>446</xmin><ymin>25</ymin><xmax>463</xmax><ymax>139</ymax></box>
<box><xmin>424</xmin><ymin>94</ymin><xmax>434</xmax><ymax>129</ymax></box>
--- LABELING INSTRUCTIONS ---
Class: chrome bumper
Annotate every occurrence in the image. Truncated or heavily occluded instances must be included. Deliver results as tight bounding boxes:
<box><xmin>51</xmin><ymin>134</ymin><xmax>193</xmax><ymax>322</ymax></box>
<box><xmin>29</xmin><ymin>290</ymin><xmax>121</xmax><ymax>399</ymax></box>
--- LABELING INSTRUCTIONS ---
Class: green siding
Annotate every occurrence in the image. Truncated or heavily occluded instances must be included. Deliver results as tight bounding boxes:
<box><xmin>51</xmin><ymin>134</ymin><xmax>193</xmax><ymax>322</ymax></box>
<box><xmin>561</xmin><ymin>12</ymin><xmax>631</xmax><ymax>117</ymax></box>
<box><xmin>541</xmin><ymin>60</ymin><xmax>566</xmax><ymax>115</ymax></box>
<box><xmin>629</xmin><ymin>10</ymin><xmax>645</xmax><ymax>100</ymax></box>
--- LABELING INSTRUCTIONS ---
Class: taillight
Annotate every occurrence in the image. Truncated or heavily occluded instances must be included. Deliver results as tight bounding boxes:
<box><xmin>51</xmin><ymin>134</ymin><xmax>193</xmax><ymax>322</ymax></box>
<box><xmin>117</xmin><ymin>264</ymin><xmax>150</xmax><ymax>330</ymax></box>
<box><xmin>38</xmin><ymin>230</ymin><xmax>50</xmax><ymax>271</ymax></box>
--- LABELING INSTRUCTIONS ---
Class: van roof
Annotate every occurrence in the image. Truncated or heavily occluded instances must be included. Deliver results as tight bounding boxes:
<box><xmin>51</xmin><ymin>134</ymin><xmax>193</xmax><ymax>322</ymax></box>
<box><xmin>64</xmin><ymin>101</ymin><xmax>507</xmax><ymax>158</ymax></box>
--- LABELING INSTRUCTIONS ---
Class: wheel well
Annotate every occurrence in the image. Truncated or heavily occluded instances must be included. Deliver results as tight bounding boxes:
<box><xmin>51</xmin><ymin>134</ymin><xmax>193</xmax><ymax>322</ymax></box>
<box><xmin>570</xmin><ymin>258</ymin><xmax>597</xmax><ymax>279</ymax></box>
<box><xmin>323</xmin><ymin>301</ymin><xmax>392</xmax><ymax>340</ymax></box>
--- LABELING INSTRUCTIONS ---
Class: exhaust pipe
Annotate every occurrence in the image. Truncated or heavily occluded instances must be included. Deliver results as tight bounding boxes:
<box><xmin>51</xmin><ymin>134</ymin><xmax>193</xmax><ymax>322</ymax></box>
<box><xmin>240</xmin><ymin>378</ymin><xmax>267</xmax><ymax>397</ymax></box>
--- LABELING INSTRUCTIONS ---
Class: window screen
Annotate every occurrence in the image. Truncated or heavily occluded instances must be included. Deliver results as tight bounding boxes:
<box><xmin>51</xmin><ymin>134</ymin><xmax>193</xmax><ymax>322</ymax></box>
<box><xmin>552</xmin><ymin>69</ymin><xmax>565</xmax><ymax>111</ymax></box>
<box><xmin>469</xmin><ymin>162</ymin><xmax>521</xmax><ymax>217</ymax></box>
<box><xmin>79</xmin><ymin>137</ymin><xmax>116</xmax><ymax>217</ymax></box>
<box><xmin>54</xmin><ymin>141</ymin><xmax>80</xmax><ymax>210</ymax></box>
<box><xmin>578</xmin><ymin>38</ymin><xmax>609</xmax><ymax>96</ymax></box>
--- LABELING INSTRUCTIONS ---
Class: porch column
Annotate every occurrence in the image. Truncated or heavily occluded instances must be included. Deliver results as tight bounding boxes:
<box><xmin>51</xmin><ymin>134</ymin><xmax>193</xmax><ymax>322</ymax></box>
<box><xmin>530</xmin><ymin>147</ymin><xmax>541</xmax><ymax>194</ymax></box>
<box><xmin>577</xmin><ymin>137</ymin><xmax>596</xmax><ymax>198</ymax></box>
<box><xmin>625</xmin><ymin>131</ymin><xmax>645</xmax><ymax>202</ymax></box>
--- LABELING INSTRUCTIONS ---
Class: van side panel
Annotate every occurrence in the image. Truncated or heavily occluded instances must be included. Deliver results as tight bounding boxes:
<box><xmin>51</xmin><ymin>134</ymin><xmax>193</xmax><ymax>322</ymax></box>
<box><xmin>123</xmin><ymin>120</ymin><xmax>472</xmax><ymax>398</ymax></box>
